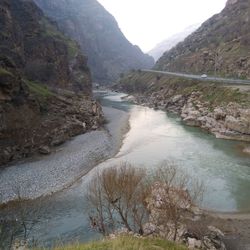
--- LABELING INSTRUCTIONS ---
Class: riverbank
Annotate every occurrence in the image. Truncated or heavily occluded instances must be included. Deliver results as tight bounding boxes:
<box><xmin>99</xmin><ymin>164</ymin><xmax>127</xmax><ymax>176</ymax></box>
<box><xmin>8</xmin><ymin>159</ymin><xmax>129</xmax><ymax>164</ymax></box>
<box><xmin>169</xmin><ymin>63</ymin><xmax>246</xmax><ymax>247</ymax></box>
<box><xmin>117</xmin><ymin>72</ymin><xmax>250</xmax><ymax>153</ymax></box>
<box><xmin>0</xmin><ymin>106</ymin><xmax>129</xmax><ymax>205</ymax></box>
<box><xmin>202</xmin><ymin>211</ymin><xmax>250</xmax><ymax>249</ymax></box>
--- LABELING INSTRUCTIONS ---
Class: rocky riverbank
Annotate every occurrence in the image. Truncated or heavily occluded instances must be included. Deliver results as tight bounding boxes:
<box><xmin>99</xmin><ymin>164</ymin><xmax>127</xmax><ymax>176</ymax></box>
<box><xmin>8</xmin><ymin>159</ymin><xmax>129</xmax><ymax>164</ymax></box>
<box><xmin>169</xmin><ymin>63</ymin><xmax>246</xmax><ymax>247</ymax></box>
<box><xmin>130</xmin><ymin>91</ymin><xmax>250</xmax><ymax>141</ymax></box>
<box><xmin>0</xmin><ymin>106</ymin><xmax>129</xmax><ymax>205</ymax></box>
<box><xmin>118</xmin><ymin>72</ymin><xmax>250</xmax><ymax>152</ymax></box>
<box><xmin>1</xmin><ymin>88</ymin><xmax>104</xmax><ymax>167</ymax></box>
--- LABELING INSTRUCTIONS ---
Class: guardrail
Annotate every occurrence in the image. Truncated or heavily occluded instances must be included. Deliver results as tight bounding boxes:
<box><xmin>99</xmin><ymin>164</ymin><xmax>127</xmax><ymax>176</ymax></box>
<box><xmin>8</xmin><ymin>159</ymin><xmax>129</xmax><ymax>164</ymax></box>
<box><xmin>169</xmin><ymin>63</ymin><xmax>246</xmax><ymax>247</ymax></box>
<box><xmin>141</xmin><ymin>69</ymin><xmax>250</xmax><ymax>85</ymax></box>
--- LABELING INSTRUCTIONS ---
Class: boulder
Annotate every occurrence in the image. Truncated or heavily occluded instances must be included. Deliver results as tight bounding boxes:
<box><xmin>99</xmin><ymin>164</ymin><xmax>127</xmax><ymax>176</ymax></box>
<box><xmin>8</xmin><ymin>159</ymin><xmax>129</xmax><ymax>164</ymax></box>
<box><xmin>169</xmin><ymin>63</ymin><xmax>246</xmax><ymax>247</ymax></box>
<box><xmin>38</xmin><ymin>146</ymin><xmax>51</xmax><ymax>155</ymax></box>
<box><xmin>243</xmin><ymin>146</ymin><xmax>250</xmax><ymax>154</ymax></box>
<box><xmin>187</xmin><ymin>237</ymin><xmax>202</xmax><ymax>249</ymax></box>
<box><xmin>183</xmin><ymin>116</ymin><xmax>201</xmax><ymax>127</ymax></box>
<box><xmin>225</xmin><ymin>115</ymin><xmax>250</xmax><ymax>135</ymax></box>
<box><xmin>214</xmin><ymin>108</ymin><xmax>226</xmax><ymax>120</ymax></box>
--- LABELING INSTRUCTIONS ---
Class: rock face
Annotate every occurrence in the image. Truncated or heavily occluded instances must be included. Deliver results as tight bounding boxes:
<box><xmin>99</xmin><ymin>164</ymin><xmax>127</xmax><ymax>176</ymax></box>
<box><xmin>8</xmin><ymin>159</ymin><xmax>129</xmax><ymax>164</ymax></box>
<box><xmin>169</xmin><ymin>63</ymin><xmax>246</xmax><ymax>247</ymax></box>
<box><xmin>0</xmin><ymin>0</ymin><xmax>91</xmax><ymax>93</ymax></box>
<box><xmin>155</xmin><ymin>0</ymin><xmax>250</xmax><ymax>79</ymax></box>
<box><xmin>33</xmin><ymin>0</ymin><xmax>154</xmax><ymax>83</ymax></box>
<box><xmin>0</xmin><ymin>0</ymin><xmax>103</xmax><ymax>166</ymax></box>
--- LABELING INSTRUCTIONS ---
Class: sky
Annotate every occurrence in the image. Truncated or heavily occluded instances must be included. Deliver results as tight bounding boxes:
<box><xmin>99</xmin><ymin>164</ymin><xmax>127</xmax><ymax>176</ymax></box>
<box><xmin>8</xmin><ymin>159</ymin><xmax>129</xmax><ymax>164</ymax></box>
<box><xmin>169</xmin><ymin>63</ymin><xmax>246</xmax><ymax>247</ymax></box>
<box><xmin>97</xmin><ymin>0</ymin><xmax>227</xmax><ymax>52</ymax></box>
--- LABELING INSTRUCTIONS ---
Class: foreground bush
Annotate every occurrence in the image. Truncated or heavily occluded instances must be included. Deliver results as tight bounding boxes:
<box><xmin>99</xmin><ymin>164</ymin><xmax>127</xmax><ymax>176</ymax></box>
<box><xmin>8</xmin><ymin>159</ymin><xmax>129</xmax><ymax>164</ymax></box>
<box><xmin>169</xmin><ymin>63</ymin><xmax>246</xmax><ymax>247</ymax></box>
<box><xmin>86</xmin><ymin>162</ymin><xmax>203</xmax><ymax>238</ymax></box>
<box><xmin>51</xmin><ymin>235</ymin><xmax>187</xmax><ymax>250</ymax></box>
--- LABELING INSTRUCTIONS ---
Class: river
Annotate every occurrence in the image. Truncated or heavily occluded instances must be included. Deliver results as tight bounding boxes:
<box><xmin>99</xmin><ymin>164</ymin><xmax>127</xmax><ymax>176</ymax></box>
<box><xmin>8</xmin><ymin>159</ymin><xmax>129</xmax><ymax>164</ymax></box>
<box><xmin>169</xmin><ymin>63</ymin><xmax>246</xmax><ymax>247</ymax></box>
<box><xmin>1</xmin><ymin>91</ymin><xmax>250</xmax><ymax>247</ymax></box>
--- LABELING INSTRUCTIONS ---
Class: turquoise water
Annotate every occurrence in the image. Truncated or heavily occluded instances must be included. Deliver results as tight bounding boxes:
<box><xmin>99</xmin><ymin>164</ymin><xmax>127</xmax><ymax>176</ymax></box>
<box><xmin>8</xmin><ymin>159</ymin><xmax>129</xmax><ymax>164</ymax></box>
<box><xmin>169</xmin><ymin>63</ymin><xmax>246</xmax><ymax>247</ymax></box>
<box><xmin>97</xmin><ymin>92</ymin><xmax>250</xmax><ymax>212</ymax></box>
<box><xmin>1</xmin><ymin>91</ymin><xmax>250</xmax><ymax>247</ymax></box>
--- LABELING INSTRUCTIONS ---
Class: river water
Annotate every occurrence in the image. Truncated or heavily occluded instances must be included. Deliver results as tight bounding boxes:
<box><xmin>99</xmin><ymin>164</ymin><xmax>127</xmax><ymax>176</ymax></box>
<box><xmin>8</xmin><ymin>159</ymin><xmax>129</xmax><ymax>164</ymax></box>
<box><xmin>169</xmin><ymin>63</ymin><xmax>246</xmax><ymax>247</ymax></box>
<box><xmin>1</xmin><ymin>91</ymin><xmax>250</xmax><ymax>247</ymax></box>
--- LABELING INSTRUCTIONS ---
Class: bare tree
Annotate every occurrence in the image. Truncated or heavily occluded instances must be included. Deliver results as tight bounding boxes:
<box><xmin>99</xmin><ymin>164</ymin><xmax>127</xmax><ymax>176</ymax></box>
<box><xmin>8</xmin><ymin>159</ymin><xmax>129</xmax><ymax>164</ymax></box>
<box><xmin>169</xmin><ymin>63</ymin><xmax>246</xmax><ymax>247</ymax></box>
<box><xmin>86</xmin><ymin>161</ymin><xmax>204</xmax><ymax>240</ymax></box>
<box><xmin>0</xmin><ymin>183</ymin><xmax>41</xmax><ymax>249</ymax></box>
<box><xmin>148</xmin><ymin>162</ymin><xmax>204</xmax><ymax>241</ymax></box>
<box><xmin>86</xmin><ymin>162</ymin><xmax>150</xmax><ymax>236</ymax></box>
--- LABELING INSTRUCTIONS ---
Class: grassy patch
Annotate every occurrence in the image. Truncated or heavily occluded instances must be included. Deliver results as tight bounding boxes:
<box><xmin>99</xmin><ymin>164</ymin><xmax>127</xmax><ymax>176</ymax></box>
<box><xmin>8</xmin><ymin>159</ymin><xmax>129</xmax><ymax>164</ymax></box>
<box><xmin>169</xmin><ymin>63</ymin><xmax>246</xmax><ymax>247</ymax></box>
<box><xmin>0</xmin><ymin>67</ymin><xmax>14</xmax><ymax>77</ymax></box>
<box><xmin>25</xmin><ymin>80</ymin><xmax>53</xmax><ymax>98</ymax></box>
<box><xmin>47</xmin><ymin>236</ymin><xmax>187</xmax><ymax>250</ymax></box>
<box><xmin>40</xmin><ymin>19</ymin><xmax>78</xmax><ymax>59</ymax></box>
<box><xmin>119</xmin><ymin>71</ymin><xmax>250</xmax><ymax>108</ymax></box>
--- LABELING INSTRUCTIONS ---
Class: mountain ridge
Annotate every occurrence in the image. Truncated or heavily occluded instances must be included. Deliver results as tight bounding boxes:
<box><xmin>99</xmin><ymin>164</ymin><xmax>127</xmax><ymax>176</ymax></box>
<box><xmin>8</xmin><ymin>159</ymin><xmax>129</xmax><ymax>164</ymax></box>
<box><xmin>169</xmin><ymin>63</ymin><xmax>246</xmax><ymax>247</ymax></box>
<box><xmin>155</xmin><ymin>0</ymin><xmax>250</xmax><ymax>79</ymax></box>
<box><xmin>148</xmin><ymin>24</ymin><xmax>200</xmax><ymax>61</ymax></box>
<box><xmin>34</xmin><ymin>0</ymin><xmax>154</xmax><ymax>83</ymax></box>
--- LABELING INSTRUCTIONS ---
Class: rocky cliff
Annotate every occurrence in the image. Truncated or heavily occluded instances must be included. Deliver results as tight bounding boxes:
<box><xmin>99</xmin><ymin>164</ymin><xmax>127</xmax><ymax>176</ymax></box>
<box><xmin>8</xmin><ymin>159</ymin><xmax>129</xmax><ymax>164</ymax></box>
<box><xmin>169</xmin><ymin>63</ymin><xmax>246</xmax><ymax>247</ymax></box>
<box><xmin>0</xmin><ymin>0</ymin><xmax>103</xmax><ymax>166</ymax></box>
<box><xmin>155</xmin><ymin>0</ymin><xmax>250</xmax><ymax>79</ymax></box>
<box><xmin>33</xmin><ymin>0</ymin><xmax>154</xmax><ymax>83</ymax></box>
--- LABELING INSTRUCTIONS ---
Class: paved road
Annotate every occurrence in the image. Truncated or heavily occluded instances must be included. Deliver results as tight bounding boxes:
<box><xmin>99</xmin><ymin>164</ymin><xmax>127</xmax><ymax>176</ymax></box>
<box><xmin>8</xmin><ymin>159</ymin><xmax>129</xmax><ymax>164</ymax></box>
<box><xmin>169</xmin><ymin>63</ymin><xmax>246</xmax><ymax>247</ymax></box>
<box><xmin>142</xmin><ymin>69</ymin><xmax>250</xmax><ymax>85</ymax></box>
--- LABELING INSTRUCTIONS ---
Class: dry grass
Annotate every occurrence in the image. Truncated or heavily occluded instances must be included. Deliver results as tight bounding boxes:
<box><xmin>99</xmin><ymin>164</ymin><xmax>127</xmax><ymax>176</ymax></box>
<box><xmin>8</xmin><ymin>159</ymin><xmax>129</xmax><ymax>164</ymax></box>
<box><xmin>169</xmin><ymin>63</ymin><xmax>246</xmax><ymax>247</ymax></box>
<box><xmin>48</xmin><ymin>235</ymin><xmax>187</xmax><ymax>250</ymax></box>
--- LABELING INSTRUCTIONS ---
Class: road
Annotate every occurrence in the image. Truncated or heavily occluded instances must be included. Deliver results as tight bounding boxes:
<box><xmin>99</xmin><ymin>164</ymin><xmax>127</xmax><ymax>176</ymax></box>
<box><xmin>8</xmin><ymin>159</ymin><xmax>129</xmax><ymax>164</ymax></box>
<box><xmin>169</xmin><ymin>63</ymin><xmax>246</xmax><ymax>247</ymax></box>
<box><xmin>142</xmin><ymin>69</ymin><xmax>250</xmax><ymax>85</ymax></box>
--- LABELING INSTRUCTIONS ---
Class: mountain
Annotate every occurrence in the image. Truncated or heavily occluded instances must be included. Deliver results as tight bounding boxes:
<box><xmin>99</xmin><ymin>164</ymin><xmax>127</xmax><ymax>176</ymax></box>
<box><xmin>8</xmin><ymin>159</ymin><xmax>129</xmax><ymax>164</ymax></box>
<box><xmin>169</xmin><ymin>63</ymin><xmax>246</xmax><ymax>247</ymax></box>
<box><xmin>148</xmin><ymin>24</ymin><xmax>200</xmax><ymax>61</ymax></box>
<box><xmin>0</xmin><ymin>0</ymin><xmax>102</xmax><ymax>166</ymax></box>
<box><xmin>33</xmin><ymin>0</ymin><xmax>154</xmax><ymax>83</ymax></box>
<box><xmin>155</xmin><ymin>0</ymin><xmax>250</xmax><ymax>79</ymax></box>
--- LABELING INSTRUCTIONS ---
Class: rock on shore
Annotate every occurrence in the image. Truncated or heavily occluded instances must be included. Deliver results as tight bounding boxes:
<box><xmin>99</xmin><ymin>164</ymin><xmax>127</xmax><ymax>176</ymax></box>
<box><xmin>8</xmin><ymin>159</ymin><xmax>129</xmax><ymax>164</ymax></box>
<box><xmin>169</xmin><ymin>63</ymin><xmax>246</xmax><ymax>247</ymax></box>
<box><xmin>124</xmin><ymin>90</ymin><xmax>250</xmax><ymax>142</ymax></box>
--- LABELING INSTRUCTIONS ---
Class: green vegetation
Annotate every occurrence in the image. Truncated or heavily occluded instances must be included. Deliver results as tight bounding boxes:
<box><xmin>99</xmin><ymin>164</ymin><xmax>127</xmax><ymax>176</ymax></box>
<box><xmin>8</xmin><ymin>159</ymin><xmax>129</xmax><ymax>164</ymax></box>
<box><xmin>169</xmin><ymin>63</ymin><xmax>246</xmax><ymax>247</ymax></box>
<box><xmin>0</xmin><ymin>67</ymin><xmax>14</xmax><ymax>77</ymax></box>
<box><xmin>40</xmin><ymin>18</ymin><xmax>78</xmax><ymax>59</ymax></box>
<box><xmin>49</xmin><ymin>235</ymin><xmax>187</xmax><ymax>250</ymax></box>
<box><xmin>67</xmin><ymin>40</ymin><xmax>78</xmax><ymax>58</ymax></box>
<box><xmin>25</xmin><ymin>80</ymin><xmax>53</xmax><ymax>98</ymax></box>
<box><xmin>119</xmin><ymin>71</ymin><xmax>250</xmax><ymax>108</ymax></box>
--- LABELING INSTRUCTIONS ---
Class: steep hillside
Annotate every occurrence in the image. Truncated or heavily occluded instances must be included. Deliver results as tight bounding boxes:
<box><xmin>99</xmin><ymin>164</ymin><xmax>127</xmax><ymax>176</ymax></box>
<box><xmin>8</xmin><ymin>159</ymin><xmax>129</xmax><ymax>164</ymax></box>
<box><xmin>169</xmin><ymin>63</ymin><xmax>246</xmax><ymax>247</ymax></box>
<box><xmin>117</xmin><ymin>0</ymin><xmax>250</xmax><ymax>143</ymax></box>
<box><xmin>148</xmin><ymin>24</ymin><xmax>200</xmax><ymax>61</ymax></box>
<box><xmin>155</xmin><ymin>0</ymin><xmax>250</xmax><ymax>79</ymax></box>
<box><xmin>33</xmin><ymin>0</ymin><xmax>154</xmax><ymax>83</ymax></box>
<box><xmin>118</xmin><ymin>71</ymin><xmax>250</xmax><ymax>142</ymax></box>
<box><xmin>0</xmin><ymin>0</ymin><xmax>103</xmax><ymax>166</ymax></box>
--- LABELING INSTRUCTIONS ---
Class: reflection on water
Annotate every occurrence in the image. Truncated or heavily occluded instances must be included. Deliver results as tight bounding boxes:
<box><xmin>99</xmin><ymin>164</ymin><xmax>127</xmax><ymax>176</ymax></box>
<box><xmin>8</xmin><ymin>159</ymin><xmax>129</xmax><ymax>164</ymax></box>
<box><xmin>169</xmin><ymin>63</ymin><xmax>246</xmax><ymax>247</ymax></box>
<box><xmin>1</xmin><ymin>91</ymin><xmax>250</xmax><ymax>247</ymax></box>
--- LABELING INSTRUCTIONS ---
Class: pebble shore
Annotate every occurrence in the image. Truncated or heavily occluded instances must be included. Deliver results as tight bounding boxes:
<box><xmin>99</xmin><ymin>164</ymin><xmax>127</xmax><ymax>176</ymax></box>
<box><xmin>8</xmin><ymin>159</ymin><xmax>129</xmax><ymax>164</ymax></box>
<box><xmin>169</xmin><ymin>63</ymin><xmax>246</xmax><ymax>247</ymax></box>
<box><xmin>0</xmin><ymin>107</ymin><xmax>129</xmax><ymax>204</ymax></box>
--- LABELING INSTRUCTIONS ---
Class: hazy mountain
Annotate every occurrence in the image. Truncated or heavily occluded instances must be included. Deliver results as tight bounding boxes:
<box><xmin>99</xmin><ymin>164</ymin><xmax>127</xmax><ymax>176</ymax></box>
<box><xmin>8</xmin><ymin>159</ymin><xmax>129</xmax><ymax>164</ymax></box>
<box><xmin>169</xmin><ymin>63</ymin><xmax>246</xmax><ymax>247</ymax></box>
<box><xmin>155</xmin><ymin>0</ymin><xmax>250</xmax><ymax>79</ymax></box>
<box><xmin>34</xmin><ymin>0</ymin><xmax>154</xmax><ymax>83</ymax></box>
<box><xmin>148</xmin><ymin>24</ymin><xmax>200</xmax><ymax>61</ymax></box>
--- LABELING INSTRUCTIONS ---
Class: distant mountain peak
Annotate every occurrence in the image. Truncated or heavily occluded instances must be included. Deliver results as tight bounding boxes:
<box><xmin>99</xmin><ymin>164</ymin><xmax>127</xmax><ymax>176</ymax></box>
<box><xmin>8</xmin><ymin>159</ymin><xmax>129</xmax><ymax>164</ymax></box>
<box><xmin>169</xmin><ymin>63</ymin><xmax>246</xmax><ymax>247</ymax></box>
<box><xmin>155</xmin><ymin>0</ymin><xmax>250</xmax><ymax>79</ymax></box>
<box><xmin>148</xmin><ymin>24</ymin><xmax>201</xmax><ymax>61</ymax></box>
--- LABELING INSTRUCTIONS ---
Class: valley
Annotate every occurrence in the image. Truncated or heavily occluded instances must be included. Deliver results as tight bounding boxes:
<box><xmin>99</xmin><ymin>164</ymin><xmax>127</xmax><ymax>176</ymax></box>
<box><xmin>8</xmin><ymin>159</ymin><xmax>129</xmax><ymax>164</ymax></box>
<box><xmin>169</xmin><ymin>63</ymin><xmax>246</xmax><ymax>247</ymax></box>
<box><xmin>0</xmin><ymin>0</ymin><xmax>249</xmax><ymax>249</ymax></box>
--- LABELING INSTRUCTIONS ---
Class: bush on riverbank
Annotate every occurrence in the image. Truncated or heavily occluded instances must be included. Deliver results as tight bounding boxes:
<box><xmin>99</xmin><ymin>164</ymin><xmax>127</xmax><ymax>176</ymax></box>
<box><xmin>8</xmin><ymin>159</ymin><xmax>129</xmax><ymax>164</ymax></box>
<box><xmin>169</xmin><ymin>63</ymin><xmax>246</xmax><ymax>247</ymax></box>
<box><xmin>50</xmin><ymin>235</ymin><xmax>187</xmax><ymax>250</ymax></box>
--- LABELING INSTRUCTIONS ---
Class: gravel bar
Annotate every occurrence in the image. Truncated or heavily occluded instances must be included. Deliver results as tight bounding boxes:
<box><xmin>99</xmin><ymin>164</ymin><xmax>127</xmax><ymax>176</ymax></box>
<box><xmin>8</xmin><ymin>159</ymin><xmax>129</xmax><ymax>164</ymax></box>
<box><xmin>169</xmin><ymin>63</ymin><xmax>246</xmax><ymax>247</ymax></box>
<box><xmin>0</xmin><ymin>107</ymin><xmax>129</xmax><ymax>204</ymax></box>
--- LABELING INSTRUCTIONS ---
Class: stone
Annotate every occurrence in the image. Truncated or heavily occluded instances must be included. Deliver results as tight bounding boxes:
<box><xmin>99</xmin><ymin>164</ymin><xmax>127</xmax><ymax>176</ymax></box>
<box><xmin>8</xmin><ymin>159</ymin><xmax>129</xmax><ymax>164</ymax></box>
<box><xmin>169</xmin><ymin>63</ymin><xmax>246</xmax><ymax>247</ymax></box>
<box><xmin>208</xmin><ymin>225</ymin><xmax>225</xmax><ymax>238</ymax></box>
<box><xmin>225</xmin><ymin>114</ymin><xmax>250</xmax><ymax>135</ymax></box>
<box><xmin>214</xmin><ymin>108</ymin><xmax>226</xmax><ymax>120</ymax></box>
<box><xmin>143</xmin><ymin>222</ymin><xmax>157</xmax><ymax>235</ymax></box>
<box><xmin>187</xmin><ymin>237</ymin><xmax>202</xmax><ymax>249</ymax></box>
<box><xmin>243</xmin><ymin>146</ymin><xmax>250</xmax><ymax>155</ymax></box>
<box><xmin>171</xmin><ymin>94</ymin><xmax>183</xmax><ymax>103</ymax></box>
<box><xmin>39</xmin><ymin>146</ymin><xmax>51</xmax><ymax>155</ymax></box>
<box><xmin>183</xmin><ymin>116</ymin><xmax>201</xmax><ymax>127</ymax></box>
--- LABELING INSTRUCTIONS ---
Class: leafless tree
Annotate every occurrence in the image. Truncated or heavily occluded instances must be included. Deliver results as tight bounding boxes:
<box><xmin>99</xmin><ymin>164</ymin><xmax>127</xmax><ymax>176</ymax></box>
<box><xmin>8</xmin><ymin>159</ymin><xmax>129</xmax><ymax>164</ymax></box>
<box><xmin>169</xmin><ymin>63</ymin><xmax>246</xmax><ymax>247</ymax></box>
<box><xmin>86</xmin><ymin>161</ymin><xmax>204</xmax><ymax>240</ymax></box>
<box><xmin>148</xmin><ymin>162</ymin><xmax>204</xmax><ymax>241</ymax></box>
<box><xmin>0</xmin><ymin>183</ymin><xmax>41</xmax><ymax>249</ymax></box>
<box><xmin>86</xmin><ymin>162</ymin><xmax>150</xmax><ymax>236</ymax></box>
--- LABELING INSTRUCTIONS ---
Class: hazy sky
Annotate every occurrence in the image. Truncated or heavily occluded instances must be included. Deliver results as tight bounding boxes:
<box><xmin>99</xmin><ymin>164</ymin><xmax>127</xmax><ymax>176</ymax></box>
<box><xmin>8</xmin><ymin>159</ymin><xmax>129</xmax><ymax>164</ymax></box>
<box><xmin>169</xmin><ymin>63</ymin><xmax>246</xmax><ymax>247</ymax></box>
<box><xmin>97</xmin><ymin>0</ymin><xmax>227</xmax><ymax>52</ymax></box>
